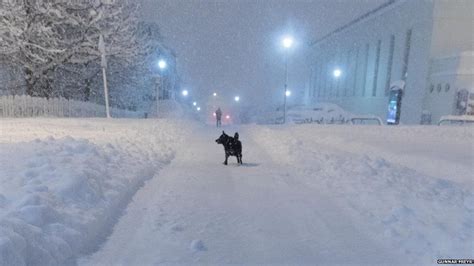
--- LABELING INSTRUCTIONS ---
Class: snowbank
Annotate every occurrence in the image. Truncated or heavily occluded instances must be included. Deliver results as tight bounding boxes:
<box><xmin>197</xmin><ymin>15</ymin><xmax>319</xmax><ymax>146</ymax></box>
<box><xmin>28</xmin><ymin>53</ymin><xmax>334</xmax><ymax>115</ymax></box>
<box><xmin>248</xmin><ymin>124</ymin><xmax>474</xmax><ymax>264</ymax></box>
<box><xmin>0</xmin><ymin>118</ymin><xmax>187</xmax><ymax>265</ymax></box>
<box><xmin>256</xmin><ymin>103</ymin><xmax>380</xmax><ymax>125</ymax></box>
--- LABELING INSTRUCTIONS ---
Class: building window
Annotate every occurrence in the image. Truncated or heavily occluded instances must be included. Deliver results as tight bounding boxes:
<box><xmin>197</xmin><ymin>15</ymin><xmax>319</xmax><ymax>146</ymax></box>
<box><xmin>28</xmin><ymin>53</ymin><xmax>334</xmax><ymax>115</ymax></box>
<box><xmin>445</xmin><ymin>83</ymin><xmax>450</xmax><ymax>92</ymax></box>
<box><xmin>311</xmin><ymin>65</ymin><xmax>316</xmax><ymax>98</ymax></box>
<box><xmin>429</xmin><ymin>84</ymin><xmax>434</xmax><ymax>93</ymax></box>
<box><xmin>385</xmin><ymin>35</ymin><xmax>395</xmax><ymax>96</ymax></box>
<box><xmin>401</xmin><ymin>28</ymin><xmax>412</xmax><ymax>81</ymax></box>
<box><xmin>362</xmin><ymin>43</ymin><xmax>370</xmax><ymax>97</ymax></box>
<box><xmin>372</xmin><ymin>39</ymin><xmax>381</xmax><ymax>97</ymax></box>
<box><xmin>344</xmin><ymin>49</ymin><xmax>351</xmax><ymax>96</ymax></box>
<box><xmin>353</xmin><ymin>46</ymin><xmax>360</xmax><ymax>96</ymax></box>
<box><xmin>437</xmin><ymin>83</ymin><xmax>442</xmax><ymax>93</ymax></box>
<box><xmin>317</xmin><ymin>59</ymin><xmax>324</xmax><ymax>97</ymax></box>
<box><xmin>322</xmin><ymin>64</ymin><xmax>327</xmax><ymax>97</ymax></box>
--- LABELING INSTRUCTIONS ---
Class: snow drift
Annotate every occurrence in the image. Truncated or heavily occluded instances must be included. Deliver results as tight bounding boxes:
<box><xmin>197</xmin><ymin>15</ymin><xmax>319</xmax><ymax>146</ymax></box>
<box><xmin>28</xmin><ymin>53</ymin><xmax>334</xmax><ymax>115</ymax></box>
<box><xmin>249</xmin><ymin>124</ymin><xmax>473</xmax><ymax>264</ymax></box>
<box><xmin>0</xmin><ymin>119</ymin><xmax>186</xmax><ymax>265</ymax></box>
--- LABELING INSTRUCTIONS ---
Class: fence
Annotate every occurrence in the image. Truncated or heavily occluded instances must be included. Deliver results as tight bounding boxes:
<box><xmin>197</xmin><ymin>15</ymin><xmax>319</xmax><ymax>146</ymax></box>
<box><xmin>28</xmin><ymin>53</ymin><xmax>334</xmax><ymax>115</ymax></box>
<box><xmin>0</xmin><ymin>95</ymin><xmax>141</xmax><ymax>118</ymax></box>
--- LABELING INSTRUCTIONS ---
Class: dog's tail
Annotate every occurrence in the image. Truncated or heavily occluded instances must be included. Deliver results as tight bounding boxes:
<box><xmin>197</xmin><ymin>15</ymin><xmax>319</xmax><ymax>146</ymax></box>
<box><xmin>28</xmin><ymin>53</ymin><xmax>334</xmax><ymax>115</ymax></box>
<box><xmin>234</xmin><ymin>132</ymin><xmax>239</xmax><ymax>140</ymax></box>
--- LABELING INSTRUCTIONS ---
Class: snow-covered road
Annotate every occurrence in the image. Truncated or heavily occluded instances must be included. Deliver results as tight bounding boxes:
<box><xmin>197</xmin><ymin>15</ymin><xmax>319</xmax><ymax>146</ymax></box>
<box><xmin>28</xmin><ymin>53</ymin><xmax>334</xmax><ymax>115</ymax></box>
<box><xmin>82</xmin><ymin>126</ymin><xmax>403</xmax><ymax>265</ymax></box>
<box><xmin>1</xmin><ymin>119</ymin><xmax>472</xmax><ymax>265</ymax></box>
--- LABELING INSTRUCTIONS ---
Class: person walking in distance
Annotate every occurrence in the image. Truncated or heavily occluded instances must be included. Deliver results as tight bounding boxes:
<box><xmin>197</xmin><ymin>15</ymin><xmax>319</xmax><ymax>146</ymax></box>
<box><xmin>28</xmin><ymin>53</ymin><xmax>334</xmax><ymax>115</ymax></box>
<box><xmin>215</xmin><ymin>107</ymin><xmax>222</xmax><ymax>128</ymax></box>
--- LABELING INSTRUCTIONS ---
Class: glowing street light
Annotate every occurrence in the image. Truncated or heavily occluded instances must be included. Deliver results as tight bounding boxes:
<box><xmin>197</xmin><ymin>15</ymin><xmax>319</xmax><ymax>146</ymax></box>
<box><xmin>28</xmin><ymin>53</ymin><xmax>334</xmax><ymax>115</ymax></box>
<box><xmin>156</xmin><ymin>59</ymin><xmax>168</xmax><ymax>116</ymax></box>
<box><xmin>226</xmin><ymin>115</ymin><xmax>230</xmax><ymax>119</ymax></box>
<box><xmin>181</xmin><ymin>89</ymin><xmax>189</xmax><ymax>96</ymax></box>
<box><xmin>234</xmin><ymin>96</ymin><xmax>240</xmax><ymax>102</ymax></box>
<box><xmin>213</xmin><ymin>92</ymin><xmax>217</xmax><ymax>97</ymax></box>
<box><xmin>158</xmin><ymin>59</ymin><xmax>167</xmax><ymax>70</ymax></box>
<box><xmin>193</xmin><ymin>101</ymin><xmax>197</xmax><ymax>106</ymax></box>
<box><xmin>196</xmin><ymin>107</ymin><xmax>201</xmax><ymax>111</ymax></box>
<box><xmin>282</xmin><ymin>36</ymin><xmax>294</xmax><ymax>49</ymax></box>
<box><xmin>285</xmin><ymin>90</ymin><xmax>291</xmax><ymax>97</ymax></box>
<box><xmin>333</xmin><ymin>68</ymin><xmax>342</xmax><ymax>78</ymax></box>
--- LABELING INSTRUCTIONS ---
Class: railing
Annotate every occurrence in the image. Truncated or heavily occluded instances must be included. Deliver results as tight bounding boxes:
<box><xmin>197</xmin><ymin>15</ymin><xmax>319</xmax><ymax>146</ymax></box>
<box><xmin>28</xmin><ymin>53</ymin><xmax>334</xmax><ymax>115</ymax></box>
<box><xmin>438</xmin><ymin>115</ymin><xmax>474</xmax><ymax>126</ymax></box>
<box><xmin>0</xmin><ymin>95</ymin><xmax>140</xmax><ymax>118</ymax></box>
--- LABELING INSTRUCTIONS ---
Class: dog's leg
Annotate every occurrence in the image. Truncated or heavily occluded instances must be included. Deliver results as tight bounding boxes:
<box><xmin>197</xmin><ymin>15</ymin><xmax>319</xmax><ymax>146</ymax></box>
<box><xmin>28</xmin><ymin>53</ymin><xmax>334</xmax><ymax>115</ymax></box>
<box><xmin>224</xmin><ymin>154</ymin><xmax>228</xmax><ymax>165</ymax></box>
<box><xmin>239</xmin><ymin>154</ymin><xmax>243</xmax><ymax>164</ymax></box>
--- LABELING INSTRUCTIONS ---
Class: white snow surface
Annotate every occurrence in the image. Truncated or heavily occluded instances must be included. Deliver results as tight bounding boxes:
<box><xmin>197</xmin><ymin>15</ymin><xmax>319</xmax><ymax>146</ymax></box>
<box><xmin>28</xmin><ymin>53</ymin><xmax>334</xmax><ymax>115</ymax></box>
<box><xmin>1</xmin><ymin>118</ymin><xmax>473</xmax><ymax>265</ymax></box>
<box><xmin>0</xmin><ymin>118</ymin><xmax>185</xmax><ymax>265</ymax></box>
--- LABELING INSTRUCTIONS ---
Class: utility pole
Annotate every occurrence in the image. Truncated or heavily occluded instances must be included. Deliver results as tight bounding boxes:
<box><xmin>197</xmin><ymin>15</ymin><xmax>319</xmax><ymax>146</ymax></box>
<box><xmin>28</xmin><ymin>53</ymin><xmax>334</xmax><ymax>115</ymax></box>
<box><xmin>98</xmin><ymin>34</ymin><xmax>110</xmax><ymax>118</ymax></box>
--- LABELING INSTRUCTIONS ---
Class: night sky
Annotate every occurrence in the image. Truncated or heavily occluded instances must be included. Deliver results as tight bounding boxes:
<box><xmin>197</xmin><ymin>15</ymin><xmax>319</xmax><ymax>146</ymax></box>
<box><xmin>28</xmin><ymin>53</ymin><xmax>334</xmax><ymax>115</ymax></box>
<box><xmin>142</xmin><ymin>0</ymin><xmax>386</xmax><ymax>109</ymax></box>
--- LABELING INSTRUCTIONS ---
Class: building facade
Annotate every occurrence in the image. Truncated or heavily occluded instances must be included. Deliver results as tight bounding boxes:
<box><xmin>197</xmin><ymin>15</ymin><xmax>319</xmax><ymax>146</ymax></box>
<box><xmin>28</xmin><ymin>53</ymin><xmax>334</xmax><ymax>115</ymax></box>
<box><xmin>306</xmin><ymin>0</ymin><xmax>474</xmax><ymax>124</ymax></box>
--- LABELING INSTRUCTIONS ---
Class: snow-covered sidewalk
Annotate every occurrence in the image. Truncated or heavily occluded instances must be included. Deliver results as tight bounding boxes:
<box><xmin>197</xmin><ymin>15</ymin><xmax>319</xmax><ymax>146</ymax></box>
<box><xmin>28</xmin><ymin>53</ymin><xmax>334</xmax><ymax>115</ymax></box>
<box><xmin>81</xmin><ymin>126</ymin><xmax>404</xmax><ymax>265</ymax></box>
<box><xmin>0</xmin><ymin>119</ymin><xmax>185</xmax><ymax>266</ymax></box>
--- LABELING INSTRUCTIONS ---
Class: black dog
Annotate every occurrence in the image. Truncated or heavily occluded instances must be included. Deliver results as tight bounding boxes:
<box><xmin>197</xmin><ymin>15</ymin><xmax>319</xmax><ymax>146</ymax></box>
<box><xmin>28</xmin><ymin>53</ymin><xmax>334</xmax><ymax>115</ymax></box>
<box><xmin>215</xmin><ymin>131</ymin><xmax>243</xmax><ymax>165</ymax></box>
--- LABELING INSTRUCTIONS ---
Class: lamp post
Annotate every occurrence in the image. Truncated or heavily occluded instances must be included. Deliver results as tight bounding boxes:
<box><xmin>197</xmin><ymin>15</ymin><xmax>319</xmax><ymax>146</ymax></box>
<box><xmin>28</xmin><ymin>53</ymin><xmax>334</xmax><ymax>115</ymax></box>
<box><xmin>98</xmin><ymin>34</ymin><xmax>110</xmax><ymax>118</ymax></box>
<box><xmin>333</xmin><ymin>68</ymin><xmax>342</xmax><ymax>97</ymax></box>
<box><xmin>157</xmin><ymin>59</ymin><xmax>167</xmax><ymax>116</ymax></box>
<box><xmin>282</xmin><ymin>36</ymin><xmax>293</xmax><ymax>124</ymax></box>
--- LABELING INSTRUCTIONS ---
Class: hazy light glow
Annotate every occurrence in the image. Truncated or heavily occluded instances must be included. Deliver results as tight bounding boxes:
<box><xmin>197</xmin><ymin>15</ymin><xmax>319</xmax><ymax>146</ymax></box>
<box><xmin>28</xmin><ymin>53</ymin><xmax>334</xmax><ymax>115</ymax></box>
<box><xmin>213</xmin><ymin>112</ymin><xmax>216</xmax><ymax>117</ymax></box>
<box><xmin>282</xmin><ymin>36</ymin><xmax>294</xmax><ymax>48</ymax></box>
<box><xmin>333</xmin><ymin>68</ymin><xmax>342</xmax><ymax>78</ymax></box>
<box><xmin>181</xmin><ymin>90</ymin><xmax>189</xmax><ymax>96</ymax></box>
<box><xmin>158</xmin><ymin>59</ymin><xmax>167</xmax><ymax>70</ymax></box>
<box><xmin>226</xmin><ymin>115</ymin><xmax>230</xmax><ymax>119</ymax></box>
<box><xmin>197</xmin><ymin>107</ymin><xmax>201</xmax><ymax>111</ymax></box>
<box><xmin>234</xmin><ymin>96</ymin><xmax>240</xmax><ymax>102</ymax></box>
<box><xmin>213</xmin><ymin>92</ymin><xmax>217</xmax><ymax>96</ymax></box>
<box><xmin>193</xmin><ymin>101</ymin><xmax>197</xmax><ymax>106</ymax></box>
<box><xmin>285</xmin><ymin>90</ymin><xmax>291</xmax><ymax>97</ymax></box>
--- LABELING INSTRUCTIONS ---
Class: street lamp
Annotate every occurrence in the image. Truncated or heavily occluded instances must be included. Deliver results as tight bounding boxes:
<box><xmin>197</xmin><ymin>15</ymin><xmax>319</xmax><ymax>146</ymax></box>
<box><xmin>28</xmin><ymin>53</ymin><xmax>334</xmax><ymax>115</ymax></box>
<box><xmin>156</xmin><ymin>59</ymin><xmax>167</xmax><ymax>116</ymax></box>
<box><xmin>213</xmin><ymin>92</ymin><xmax>217</xmax><ymax>97</ymax></box>
<box><xmin>286</xmin><ymin>90</ymin><xmax>291</xmax><ymax>97</ymax></box>
<box><xmin>193</xmin><ymin>101</ymin><xmax>197</xmax><ymax>106</ymax></box>
<box><xmin>234</xmin><ymin>96</ymin><xmax>240</xmax><ymax>102</ymax></box>
<box><xmin>282</xmin><ymin>36</ymin><xmax>294</xmax><ymax>48</ymax></box>
<box><xmin>158</xmin><ymin>59</ymin><xmax>167</xmax><ymax>70</ymax></box>
<box><xmin>98</xmin><ymin>34</ymin><xmax>110</xmax><ymax>118</ymax></box>
<box><xmin>333</xmin><ymin>68</ymin><xmax>342</xmax><ymax>97</ymax></box>
<box><xmin>181</xmin><ymin>89</ymin><xmax>189</xmax><ymax>96</ymax></box>
<box><xmin>197</xmin><ymin>107</ymin><xmax>201</xmax><ymax>111</ymax></box>
<box><xmin>281</xmin><ymin>35</ymin><xmax>294</xmax><ymax>124</ymax></box>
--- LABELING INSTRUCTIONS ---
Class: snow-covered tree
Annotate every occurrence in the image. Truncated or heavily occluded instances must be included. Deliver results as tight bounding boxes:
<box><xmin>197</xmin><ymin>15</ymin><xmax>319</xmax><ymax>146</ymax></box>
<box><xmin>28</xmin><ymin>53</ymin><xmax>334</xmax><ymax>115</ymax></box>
<box><xmin>0</xmin><ymin>0</ymin><xmax>143</xmax><ymax>97</ymax></box>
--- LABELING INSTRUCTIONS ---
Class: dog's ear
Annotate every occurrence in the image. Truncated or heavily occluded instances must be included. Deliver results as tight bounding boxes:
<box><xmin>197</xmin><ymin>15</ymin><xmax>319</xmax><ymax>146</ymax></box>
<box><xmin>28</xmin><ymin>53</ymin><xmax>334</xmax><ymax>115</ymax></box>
<box><xmin>222</xmin><ymin>131</ymin><xmax>225</xmax><ymax>134</ymax></box>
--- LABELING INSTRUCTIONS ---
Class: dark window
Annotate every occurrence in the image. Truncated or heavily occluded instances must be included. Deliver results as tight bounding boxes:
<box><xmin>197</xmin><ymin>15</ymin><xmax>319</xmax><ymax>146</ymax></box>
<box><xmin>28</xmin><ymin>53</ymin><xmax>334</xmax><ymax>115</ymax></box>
<box><xmin>353</xmin><ymin>46</ymin><xmax>360</xmax><ymax>96</ymax></box>
<box><xmin>372</xmin><ymin>39</ymin><xmax>381</xmax><ymax>97</ymax></box>
<box><xmin>362</xmin><ymin>43</ymin><xmax>369</xmax><ymax>97</ymax></box>
<box><xmin>401</xmin><ymin>29</ymin><xmax>412</xmax><ymax>81</ymax></box>
<box><xmin>317</xmin><ymin>63</ymin><xmax>323</xmax><ymax>97</ymax></box>
<box><xmin>310</xmin><ymin>65</ymin><xmax>316</xmax><ymax>98</ymax></box>
<box><xmin>322</xmin><ymin>64</ymin><xmax>327</xmax><ymax>97</ymax></box>
<box><xmin>385</xmin><ymin>35</ymin><xmax>395</xmax><ymax>96</ymax></box>
<box><xmin>437</xmin><ymin>83</ymin><xmax>442</xmax><ymax>93</ymax></box>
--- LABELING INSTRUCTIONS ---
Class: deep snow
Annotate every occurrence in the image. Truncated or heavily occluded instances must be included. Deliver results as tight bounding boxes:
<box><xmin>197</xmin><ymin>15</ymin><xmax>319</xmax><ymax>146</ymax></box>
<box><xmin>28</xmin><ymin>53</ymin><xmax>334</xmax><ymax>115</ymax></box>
<box><xmin>0</xmin><ymin>119</ymin><xmax>185</xmax><ymax>265</ymax></box>
<box><xmin>1</xmin><ymin>118</ymin><xmax>473</xmax><ymax>265</ymax></box>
